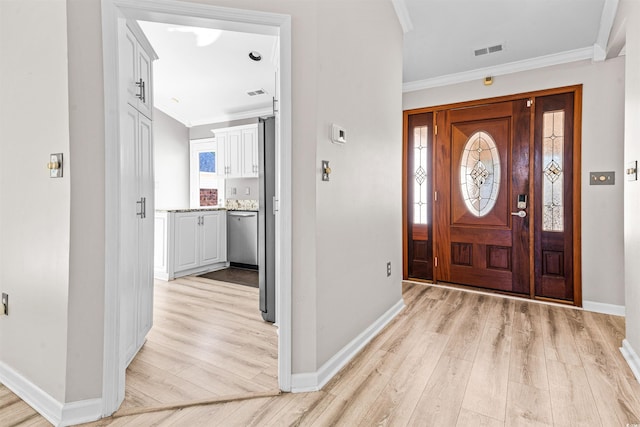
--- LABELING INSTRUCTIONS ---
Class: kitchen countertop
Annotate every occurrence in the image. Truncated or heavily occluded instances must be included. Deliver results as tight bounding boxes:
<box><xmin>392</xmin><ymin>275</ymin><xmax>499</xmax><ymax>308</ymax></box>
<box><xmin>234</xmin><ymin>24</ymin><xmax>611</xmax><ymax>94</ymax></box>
<box><xmin>156</xmin><ymin>208</ymin><xmax>226</xmax><ymax>213</ymax></box>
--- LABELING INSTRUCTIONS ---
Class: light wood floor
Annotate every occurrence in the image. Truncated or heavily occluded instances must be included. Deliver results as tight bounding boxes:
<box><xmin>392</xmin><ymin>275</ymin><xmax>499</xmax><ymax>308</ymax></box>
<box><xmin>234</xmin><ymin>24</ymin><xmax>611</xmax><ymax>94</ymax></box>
<box><xmin>4</xmin><ymin>281</ymin><xmax>640</xmax><ymax>426</ymax></box>
<box><xmin>119</xmin><ymin>276</ymin><xmax>279</xmax><ymax>412</ymax></box>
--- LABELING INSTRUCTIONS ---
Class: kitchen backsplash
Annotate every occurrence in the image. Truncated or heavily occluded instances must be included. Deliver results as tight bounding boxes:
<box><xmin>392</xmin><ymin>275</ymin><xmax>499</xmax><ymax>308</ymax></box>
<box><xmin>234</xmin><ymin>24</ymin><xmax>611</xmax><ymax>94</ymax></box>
<box><xmin>225</xmin><ymin>177</ymin><xmax>259</xmax><ymax>200</ymax></box>
<box><xmin>226</xmin><ymin>199</ymin><xmax>259</xmax><ymax>211</ymax></box>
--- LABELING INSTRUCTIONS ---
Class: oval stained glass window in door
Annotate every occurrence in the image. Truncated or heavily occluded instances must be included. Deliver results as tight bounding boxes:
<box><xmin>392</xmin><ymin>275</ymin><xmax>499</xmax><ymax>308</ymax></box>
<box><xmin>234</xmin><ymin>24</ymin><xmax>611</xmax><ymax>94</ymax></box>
<box><xmin>460</xmin><ymin>131</ymin><xmax>501</xmax><ymax>217</ymax></box>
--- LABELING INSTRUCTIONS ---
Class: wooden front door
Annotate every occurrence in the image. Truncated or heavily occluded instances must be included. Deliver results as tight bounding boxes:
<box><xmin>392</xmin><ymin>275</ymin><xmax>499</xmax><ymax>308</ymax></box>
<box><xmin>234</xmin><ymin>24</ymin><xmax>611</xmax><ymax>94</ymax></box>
<box><xmin>405</xmin><ymin>88</ymin><xmax>580</xmax><ymax>303</ymax></box>
<box><xmin>533</xmin><ymin>92</ymin><xmax>575</xmax><ymax>301</ymax></box>
<box><xmin>434</xmin><ymin>100</ymin><xmax>531</xmax><ymax>294</ymax></box>
<box><xmin>406</xmin><ymin>112</ymin><xmax>434</xmax><ymax>280</ymax></box>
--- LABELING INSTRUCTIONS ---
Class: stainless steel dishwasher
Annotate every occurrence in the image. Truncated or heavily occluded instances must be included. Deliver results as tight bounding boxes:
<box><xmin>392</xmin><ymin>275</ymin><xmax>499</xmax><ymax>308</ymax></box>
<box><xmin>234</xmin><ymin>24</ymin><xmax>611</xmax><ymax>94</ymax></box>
<box><xmin>227</xmin><ymin>210</ymin><xmax>258</xmax><ymax>267</ymax></box>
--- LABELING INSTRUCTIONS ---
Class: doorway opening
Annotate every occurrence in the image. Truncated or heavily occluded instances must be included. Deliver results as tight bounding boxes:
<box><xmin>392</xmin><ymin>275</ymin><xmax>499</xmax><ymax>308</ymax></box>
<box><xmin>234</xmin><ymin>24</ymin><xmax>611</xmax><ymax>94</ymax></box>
<box><xmin>101</xmin><ymin>0</ymin><xmax>292</xmax><ymax>417</ymax></box>
<box><xmin>403</xmin><ymin>86</ymin><xmax>582</xmax><ymax>306</ymax></box>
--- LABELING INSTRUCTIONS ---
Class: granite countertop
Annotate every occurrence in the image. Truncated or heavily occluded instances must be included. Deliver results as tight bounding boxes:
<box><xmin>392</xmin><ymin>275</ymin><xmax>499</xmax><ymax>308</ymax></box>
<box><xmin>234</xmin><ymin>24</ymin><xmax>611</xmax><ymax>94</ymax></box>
<box><xmin>156</xmin><ymin>200</ymin><xmax>259</xmax><ymax>213</ymax></box>
<box><xmin>156</xmin><ymin>207</ymin><xmax>226</xmax><ymax>213</ymax></box>
<box><xmin>225</xmin><ymin>199</ymin><xmax>259</xmax><ymax>211</ymax></box>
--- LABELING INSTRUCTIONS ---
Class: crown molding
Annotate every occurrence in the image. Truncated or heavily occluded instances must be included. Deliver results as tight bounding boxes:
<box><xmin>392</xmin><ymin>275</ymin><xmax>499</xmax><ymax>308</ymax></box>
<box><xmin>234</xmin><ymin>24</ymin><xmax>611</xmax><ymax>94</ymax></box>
<box><xmin>391</xmin><ymin>0</ymin><xmax>413</xmax><ymax>33</ymax></box>
<box><xmin>403</xmin><ymin>47</ymin><xmax>594</xmax><ymax>92</ymax></box>
<box><xmin>594</xmin><ymin>0</ymin><xmax>620</xmax><ymax>61</ymax></box>
<box><xmin>187</xmin><ymin>107</ymin><xmax>274</xmax><ymax>127</ymax></box>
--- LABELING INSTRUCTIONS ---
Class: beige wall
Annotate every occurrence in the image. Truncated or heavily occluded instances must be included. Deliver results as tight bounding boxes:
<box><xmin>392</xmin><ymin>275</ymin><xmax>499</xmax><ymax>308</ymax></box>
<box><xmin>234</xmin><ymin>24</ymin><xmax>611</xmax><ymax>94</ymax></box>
<box><xmin>404</xmin><ymin>57</ymin><xmax>626</xmax><ymax>308</ymax></box>
<box><xmin>154</xmin><ymin>108</ymin><xmax>190</xmax><ymax>210</ymax></box>
<box><xmin>65</xmin><ymin>0</ymin><xmax>106</xmax><ymax>401</ymax></box>
<box><xmin>314</xmin><ymin>0</ymin><xmax>403</xmax><ymax>366</ymax></box>
<box><xmin>624</xmin><ymin>1</ymin><xmax>640</xmax><ymax>354</ymax></box>
<box><xmin>0</xmin><ymin>0</ymin><xmax>71</xmax><ymax>402</ymax></box>
<box><xmin>1</xmin><ymin>0</ymin><xmax>403</xmax><ymax>409</ymax></box>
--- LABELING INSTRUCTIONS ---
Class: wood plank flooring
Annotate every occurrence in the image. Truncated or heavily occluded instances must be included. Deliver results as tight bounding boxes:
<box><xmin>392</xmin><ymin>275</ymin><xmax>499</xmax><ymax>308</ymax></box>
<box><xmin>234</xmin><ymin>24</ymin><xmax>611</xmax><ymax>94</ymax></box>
<box><xmin>120</xmin><ymin>276</ymin><xmax>279</xmax><ymax>412</ymax></box>
<box><xmin>3</xmin><ymin>281</ymin><xmax>640</xmax><ymax>426</ymax></box>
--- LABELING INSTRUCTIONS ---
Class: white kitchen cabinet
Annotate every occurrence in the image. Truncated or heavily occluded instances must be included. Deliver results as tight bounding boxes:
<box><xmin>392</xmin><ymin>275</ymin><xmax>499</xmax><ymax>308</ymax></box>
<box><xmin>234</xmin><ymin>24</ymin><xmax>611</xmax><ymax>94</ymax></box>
<box><xmin>215</xmin><ymin>124</ymin><xmax>258</xmax><ymax>178</ymax></box>
<box><xmin>121</xmin><ymin>103</ymin><xmax>155</xmax><ymax>365</ymax></box>
<box><xmin>241</xmin><ymin>127</ymin><xmax>259</xmax><ymax>177</ymax></box>
<box><xmin>120</xmin><ymin>23</ymin><xmax>154</xmax><ymax>119</ymax></box>
<box><xmin>154</xmin><ymin>210</ymin><xmax>228</xmax><ymax>281</ymax></box>
<box><xmin>118</xmin><ymin>20</ymin><xmax>157</xmax><ymax>366</ymax></box>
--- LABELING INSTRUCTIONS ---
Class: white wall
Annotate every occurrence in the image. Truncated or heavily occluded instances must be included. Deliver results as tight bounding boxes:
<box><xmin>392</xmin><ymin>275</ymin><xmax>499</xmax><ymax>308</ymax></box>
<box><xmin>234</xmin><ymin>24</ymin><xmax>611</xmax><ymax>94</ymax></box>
<box><xmin>154</xmin><ymin>108</ymin><xmax>190</xmax><ymax>210</ymax></box>
<box><xmin>623</xmin><ymin>1</ymin><xmax>640</xmax><ymax>362</ymax></box>
<box><xmin>0</xmin><ymin>0</ymin><xmax>71</xmax><ymax>402</ymax></box>
<box><xmin>404</xmin><ymin>57</ymin><xmax>626</xmax><ymax>308</ymax></box>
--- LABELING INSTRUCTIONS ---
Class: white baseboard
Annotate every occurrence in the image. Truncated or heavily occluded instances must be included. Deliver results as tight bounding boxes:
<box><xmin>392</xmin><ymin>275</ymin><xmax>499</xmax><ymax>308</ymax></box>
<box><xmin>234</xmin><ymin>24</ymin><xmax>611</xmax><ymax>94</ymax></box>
<box><xmin>291</xmin><ymin>299</ymin><xmax>405</xmax><ymax>393</ymax></box>
<box><xmin>0</xmin><ymin>361</ymin><xmax>102</xmax><ymax>426</ymax></box>
<box><xmin>583</xmin><ymin>300</ymin><xmax>625</xmax><ymax>316</ymax></box>
<box><xmin>621</xmin><ymin>339</ymin><xmax>640</xmax><ymax>383</ymax></box>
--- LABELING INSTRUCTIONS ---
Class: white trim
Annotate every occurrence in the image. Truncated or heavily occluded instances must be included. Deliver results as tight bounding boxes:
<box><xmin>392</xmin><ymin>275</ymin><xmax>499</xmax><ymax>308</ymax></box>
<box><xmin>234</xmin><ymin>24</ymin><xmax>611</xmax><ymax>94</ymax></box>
<box><xmin>583</xmin><ymin>300</ymin><xmax>625</xmax><ymax>316</ymax></box>
<box><xmin>391</xmin><ymin>0</ymin><xmax>413</xmax><ymax>33</ymax></box>
<box><xmin>188</xmin><ymin>107</ymin><xmax>274</xmax><ymax>127</ymax></box>
<box><xmin>593</xmin><ymin>0</ymin><xmax>620</xmax><ymax>61</ymax></box>
<box><xmin>621</xmin><ymin>339</ymin><xmax>640</xmax><ymax>383</ymax></box>
<box><xmin>0</xmin><ymin>361</ymin><xmax>102</xmax><ymax>427</ymax></box>
<box><xmin>403</xmin><ymin>47</ymin><xmax>594</xmax><ymax>92</ymax></box>
<box><xmin>291</xmin><ymin>299</ymin><xmax>405</xmax><ymax>393</ymax></box>
<box><xmin>101</xmin><ymin>0</ymin><xmax>293</xmax><ymax>415</ymax></box>
<box><xmin>59</xmin><ymin>399</ymin><xmax>103</xmax><ymax>427</ymax></box>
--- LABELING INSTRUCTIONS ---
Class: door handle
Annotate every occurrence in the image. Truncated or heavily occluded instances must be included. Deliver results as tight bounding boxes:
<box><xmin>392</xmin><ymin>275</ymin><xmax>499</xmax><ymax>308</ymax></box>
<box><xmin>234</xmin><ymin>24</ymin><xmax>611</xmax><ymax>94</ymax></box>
<box><xmin>136</xmin><ymin>197</ymin><xmax>146</xmax><ymax>219</ymax></box>
<box><xmin>511</xmin><ymin>211</ymin><xmax>526</xmax><ymax>218</ymax></box>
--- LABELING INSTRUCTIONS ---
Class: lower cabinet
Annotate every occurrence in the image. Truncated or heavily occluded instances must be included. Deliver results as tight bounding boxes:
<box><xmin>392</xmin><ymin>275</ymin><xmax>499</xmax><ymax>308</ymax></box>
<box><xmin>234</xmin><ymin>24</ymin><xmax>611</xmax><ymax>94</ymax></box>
<box><xmin>154</xmin><ymin>210</ymin><xmax>228</xmax><ymax>280</ymax></box>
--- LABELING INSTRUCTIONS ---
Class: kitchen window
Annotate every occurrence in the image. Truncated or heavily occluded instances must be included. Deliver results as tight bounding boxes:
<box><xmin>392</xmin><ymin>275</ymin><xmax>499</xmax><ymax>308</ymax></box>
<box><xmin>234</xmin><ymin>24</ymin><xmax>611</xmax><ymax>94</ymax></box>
<box><xmin>190</xmin><ymin>138</ymin><xmax>224</xmax><ymax>208</ymax></box>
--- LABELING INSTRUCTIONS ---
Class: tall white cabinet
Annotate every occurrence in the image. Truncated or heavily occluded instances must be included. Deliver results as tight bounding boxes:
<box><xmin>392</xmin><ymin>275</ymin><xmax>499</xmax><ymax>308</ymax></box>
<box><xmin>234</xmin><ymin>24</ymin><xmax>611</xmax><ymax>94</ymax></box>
<box><xmin>119</xmin><ymin>20</ymin><xmax>158</xmax><ymax>366</ymax></box>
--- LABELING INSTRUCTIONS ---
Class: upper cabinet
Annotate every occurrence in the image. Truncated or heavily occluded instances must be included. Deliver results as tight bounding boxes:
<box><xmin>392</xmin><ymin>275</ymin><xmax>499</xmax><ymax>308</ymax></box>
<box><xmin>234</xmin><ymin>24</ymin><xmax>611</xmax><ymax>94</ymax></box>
<box><xmin>120</xmin><ymin>22</ymin><xmax>157</xmax><ymax>120</ymax></box>
<box><xmin>215</xmin><ymin>123</ymin><xmax>259</xmax><ymax>178</ymax></box>
<box><xmin>241</xmin><ymin>126</ymin><xmax>259</xmax><ymax>177</ymax></box>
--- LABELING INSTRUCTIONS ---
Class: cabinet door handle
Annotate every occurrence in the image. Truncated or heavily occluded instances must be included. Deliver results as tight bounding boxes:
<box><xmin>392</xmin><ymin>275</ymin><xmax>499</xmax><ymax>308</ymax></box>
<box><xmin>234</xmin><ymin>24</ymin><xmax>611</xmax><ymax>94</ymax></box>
<box><xmin>135</xmin><ymin>79</ymin><xmax>145</xmax><ymax>103</ymax></box>
<box><xmin>136</xmin><ymin>197</ymin><xmax>146</xmax><ymax>219</ymax></box>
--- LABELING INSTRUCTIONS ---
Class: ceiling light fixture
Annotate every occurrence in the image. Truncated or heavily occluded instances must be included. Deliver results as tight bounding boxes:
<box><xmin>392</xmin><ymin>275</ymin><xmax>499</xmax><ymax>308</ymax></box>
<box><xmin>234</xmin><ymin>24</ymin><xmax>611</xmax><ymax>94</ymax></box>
<box><xmin>167</xmin><ymin>26</ymin><xmax>222</xmax><ymax>47</ymax></box>
<box><xmin>249</xmin><ymin>51</ymin><xmax>262</xmax><ymax>61</ymax></box>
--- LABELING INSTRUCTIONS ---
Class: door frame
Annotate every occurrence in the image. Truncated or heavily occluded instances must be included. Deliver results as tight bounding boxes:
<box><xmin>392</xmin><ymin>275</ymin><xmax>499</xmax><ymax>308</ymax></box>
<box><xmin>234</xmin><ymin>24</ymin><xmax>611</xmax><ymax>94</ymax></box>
<box><xmin>403</xmin><ymin>85</ymin><xmax>582</xmax><ymax>306</ymax></box>
<box><xmin>101</xmin><ymin>0</ymin><xmax>293</xmax><ymax>416</ymax></box>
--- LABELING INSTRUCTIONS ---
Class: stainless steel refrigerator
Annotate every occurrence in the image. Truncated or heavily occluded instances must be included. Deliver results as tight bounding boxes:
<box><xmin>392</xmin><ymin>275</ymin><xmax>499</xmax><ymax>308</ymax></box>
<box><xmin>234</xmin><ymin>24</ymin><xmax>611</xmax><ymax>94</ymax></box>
<box><xmin>258</xmin><ymin>117</ymin><xmax>276</xmax><ymax>322</ymax></box>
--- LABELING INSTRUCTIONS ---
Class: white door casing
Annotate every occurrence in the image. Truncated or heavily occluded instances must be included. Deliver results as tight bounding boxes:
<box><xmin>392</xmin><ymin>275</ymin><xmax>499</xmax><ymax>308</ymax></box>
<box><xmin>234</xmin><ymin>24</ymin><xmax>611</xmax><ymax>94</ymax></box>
<box><xmin>101</xmin><ymin>0</ymin><xmax>292</xmax><ymax>416</ymax></box>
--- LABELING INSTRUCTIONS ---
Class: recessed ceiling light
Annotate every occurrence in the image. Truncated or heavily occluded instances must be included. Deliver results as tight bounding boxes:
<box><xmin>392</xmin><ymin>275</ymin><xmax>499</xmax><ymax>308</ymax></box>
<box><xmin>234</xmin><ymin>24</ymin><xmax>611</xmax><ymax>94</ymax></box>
<box><xmin>249</xmin><ymin>51</ymin><xmax>262</xmax><ymax>61</ymax></box>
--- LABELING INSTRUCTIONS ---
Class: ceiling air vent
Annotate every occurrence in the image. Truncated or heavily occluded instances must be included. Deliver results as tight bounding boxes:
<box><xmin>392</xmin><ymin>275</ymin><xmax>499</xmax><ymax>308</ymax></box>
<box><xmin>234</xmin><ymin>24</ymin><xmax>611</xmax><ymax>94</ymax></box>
<box><xmin>474</xmin><ymin>44</ymin><xmax>504</xmax><ymax>57</ymax></box>
<box><xmin>246</xmin><ymin>89</ymin><xmax>266</xmax><ymax>97</ymax></box>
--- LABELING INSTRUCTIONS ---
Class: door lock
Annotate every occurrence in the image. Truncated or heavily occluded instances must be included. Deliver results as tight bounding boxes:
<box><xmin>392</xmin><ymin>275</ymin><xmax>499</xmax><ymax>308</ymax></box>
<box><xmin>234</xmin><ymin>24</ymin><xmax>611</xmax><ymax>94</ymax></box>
<box><xmin>517</xmin><ymin>194</ymin><xmax>527</xmax><ymax>209</ymax></box>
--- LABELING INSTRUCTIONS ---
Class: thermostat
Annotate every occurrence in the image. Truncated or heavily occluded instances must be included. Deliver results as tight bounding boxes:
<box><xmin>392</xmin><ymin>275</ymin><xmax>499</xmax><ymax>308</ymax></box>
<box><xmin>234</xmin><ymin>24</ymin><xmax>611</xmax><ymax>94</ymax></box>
<box><xmin>331</xmin><ymin>124</ymin><xmax>346</xmax><ymax>145</ymax></box>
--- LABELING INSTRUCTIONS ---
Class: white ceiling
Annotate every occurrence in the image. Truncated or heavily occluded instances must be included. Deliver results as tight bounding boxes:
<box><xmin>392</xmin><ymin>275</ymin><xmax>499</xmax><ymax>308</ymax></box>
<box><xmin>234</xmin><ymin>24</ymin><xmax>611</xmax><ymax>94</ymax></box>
<box><xmin>398</xmin><ymin>0</ymin><xmax>618</xmax><ymax>91</ymax></box>
<box><xmin>138</xmin><ymin>20</ymin><xmax>277</xmax><ymax>127</ymax></box>
<box><xmin>139</xmin><ymin>0</ymin><xmax>620</xmax><ymax>126</ymax></box>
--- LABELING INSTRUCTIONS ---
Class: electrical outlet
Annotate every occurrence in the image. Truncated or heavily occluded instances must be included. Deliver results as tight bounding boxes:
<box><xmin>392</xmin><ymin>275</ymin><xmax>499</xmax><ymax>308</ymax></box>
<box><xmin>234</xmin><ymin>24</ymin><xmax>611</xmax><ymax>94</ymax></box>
<box><xmin>386</xmin><ymin>262</ymin><xmax>391</xmax><ymax>277</ymax></box>
<box><xmin>1</xmin><ymin>293</ymin><xmax>8</xmax><ymax>315</ymax></box>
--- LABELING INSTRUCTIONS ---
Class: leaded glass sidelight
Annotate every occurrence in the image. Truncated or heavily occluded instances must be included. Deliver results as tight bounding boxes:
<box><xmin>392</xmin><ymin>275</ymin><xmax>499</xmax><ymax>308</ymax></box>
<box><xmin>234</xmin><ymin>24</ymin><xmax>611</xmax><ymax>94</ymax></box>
<box><xmin>542</xmin><ymin>111</ymin><xmax>564</xmax><ymax>232</ymax></box>
<box><xmin>413</xmin><ymin>126</ymin><xmax>429</xmax><ymax>224</ymax></box>
<box><xmin>460</xmin><ymin>131</ymin><xmax>501</xmax><ymax>217</ymax></box>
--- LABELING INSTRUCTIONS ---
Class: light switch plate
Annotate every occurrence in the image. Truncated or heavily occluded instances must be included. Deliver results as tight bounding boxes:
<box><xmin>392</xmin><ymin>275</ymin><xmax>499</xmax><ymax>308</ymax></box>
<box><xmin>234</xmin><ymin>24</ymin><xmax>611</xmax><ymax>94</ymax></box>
<box><xmin>589</xmin><ymin>171</ymin><xmax>615</xmax><ymax>185</ymax></box>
